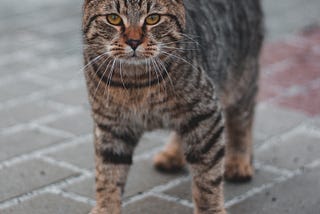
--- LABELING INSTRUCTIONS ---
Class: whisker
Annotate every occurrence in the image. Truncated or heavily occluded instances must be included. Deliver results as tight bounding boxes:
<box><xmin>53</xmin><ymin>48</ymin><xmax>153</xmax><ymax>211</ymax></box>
<box><xmin>119</xmin><ymin>59</ymin><xmax>127</xmax><ymax>90</ymax></box>
<box><xmin>104</xmin><ymin>59</ymin><xmax>117</xmax><ymax>105</ymax></box>
<box><xmin>161</xmin><ymin>45</ymin><xmax>198</xmax><ymax>51</ymax></box>
<box><xmin>161</xmin><ymin>50</ymin><xmax>199</xmax><ymax>72</ymax></box>
<box><xmin>178</xmin><ymin>32</ymin><xmax>200</xmax><ymax>45</ymax></box>
<box><xmin>156</xmin><ymin>57</ymin><xmax>174</xmax><ymax>89</ymax></box>
<box><xmin>82</xmin><ymin>51</ymin><xmax>110</xmax><ymax>73</ymax></box>
<box><xmin>93</xmin><ymin>56</ymin><xmax>113</xmax><ymax>97</ymax></box>
<box><xmin>149</xmin><ymin>58</ymin><xmax>161</xmax><ymax>98</ymax></box>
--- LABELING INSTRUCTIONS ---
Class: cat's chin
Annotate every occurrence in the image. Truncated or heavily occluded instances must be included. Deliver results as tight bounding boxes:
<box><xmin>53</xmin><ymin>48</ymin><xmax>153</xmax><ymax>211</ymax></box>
<box><xmin>119</xmin><ymin>55</ymin><xmax>159</xmax><ymax>65</ymax></box>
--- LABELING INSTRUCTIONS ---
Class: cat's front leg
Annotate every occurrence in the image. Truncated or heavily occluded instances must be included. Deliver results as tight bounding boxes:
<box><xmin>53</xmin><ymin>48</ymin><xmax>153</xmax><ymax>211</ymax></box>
<box><xmin>90</xmin><ymin>123</ymin><xmax>142</xmax><ymax>214</ymax></box>
<box><xmin>176</xmin><ymin>104</ymin><xmax>226</xmax><ymax>214</ymax></box>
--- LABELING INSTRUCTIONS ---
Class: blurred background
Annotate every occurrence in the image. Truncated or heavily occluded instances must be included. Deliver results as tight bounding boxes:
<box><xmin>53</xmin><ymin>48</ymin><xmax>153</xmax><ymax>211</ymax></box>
<box><xmin>0</xmin><ymin>0</ymin><xmax>319</xmax><ymax>213</ymax></box>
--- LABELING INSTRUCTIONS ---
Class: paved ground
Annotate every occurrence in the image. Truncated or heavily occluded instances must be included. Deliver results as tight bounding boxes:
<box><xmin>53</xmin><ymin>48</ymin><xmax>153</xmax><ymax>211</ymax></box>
<box><xmin>0</xmin><ymin>0</ymin><xmax>319</xmax><ymax>214</ymax></box>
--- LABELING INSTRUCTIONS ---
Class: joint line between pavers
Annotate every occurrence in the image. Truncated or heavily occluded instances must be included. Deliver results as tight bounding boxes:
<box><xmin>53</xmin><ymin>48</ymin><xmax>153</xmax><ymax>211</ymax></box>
<box><xmin>30</xmin><ymin>123</ymin><xmax>76</xmax><ymax>139</ymax></box>
<box><xmin>226</xmin><ymin>158</ymin><xmax>320</xmax><ymax>208</ymax></box>
<box><xmin>22</xmin><ymin>72</ymin><xmax>61</xmax><ymax>87</ymax></box>
<box><xmin>32</xmin><ymin>107</ymin><xmax>84</xmax><ymax>125</ymax></box>
<box><xmin>48</xmin><ymin>188</ymin><xmax>96</xmax><ymax>206</ymax></box>
<box><xmin>133</xmin><ymin>146</ymin><xmax>164</xmax><ymax>162</ymax></box>
<box><xmin>122</xmin><ymin>192</ymin><xmax>153</xmax><ymax>207</ymax></box>
<box><xmin>266</xmin><ymin>77</ymin><xmax>320</xmax><ymax>105</ymax></box>
<box><xmin>42</xmin><ymin>100</ymin><xmax>85</xmax><ymax>112</ymax></box>
<box><xmin>151</xmin><ymin>192</ymin><xmax>194</xmax><ymax>208</ymax></box>
<box><xmin>254</xmin><ymin>161</ymin><xmax>293</xmax><ymax>177</ymax></box>
<box><xmin>0</xmin><ymin>134</ymin><xmax>92</xmax><ymax>170</ymax></box>
<box><xmin>257</xmin><ymin>124</ymin><xmax>308</xmax><ymax>152</ymax></box>
<box><xmin>299</xmin><ymin>124</ymin><xmax>320</xmax><ymax>138</ymax></box>
<box><xmin>123</xmin><ymin>176</ymin><xmax>190</xmax><ymax>207</ymax></box>
<box><xmin>225</xmin><ymin>182</ymin><xmax>276</xmax><ymax>208</ymax></box>
<box><xmin>0</xmin><ymin>131</ymin><xmax>171</xmax><ymax>172</ymax></box>
<box><xmin>0</xmin><ymin>79</ymin><xmax>83</xmax><ymax>111</ymax></box>
<box><xmin>0</xmin><ymin>107</ymin><xmax>83</xmax><ymax>136</ymax></box>
<box><xmin>0</xmin><ymin>174</ymin><xmax>87</xmax><ymax>210</ymax></box>
<box><xmin>38</xmin><ymin>156</ymin><xmax>93</xmax><ymax>176</ymax></box>
<box><xmin>261</xmin><ymin>58</ymin><xmax>293</xmax><ymax>76</ymax></box>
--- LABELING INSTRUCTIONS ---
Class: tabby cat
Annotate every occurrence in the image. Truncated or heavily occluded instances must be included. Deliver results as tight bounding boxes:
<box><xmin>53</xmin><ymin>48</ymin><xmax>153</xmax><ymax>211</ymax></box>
<box><xmin>82</xmin><ymin>0</ymin><xmax>263</xmax><ymax>213</ymax></box>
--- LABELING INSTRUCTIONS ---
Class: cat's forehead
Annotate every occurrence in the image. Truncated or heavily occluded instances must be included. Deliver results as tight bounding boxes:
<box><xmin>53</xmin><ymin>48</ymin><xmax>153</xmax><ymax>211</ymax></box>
<box><xmin>103</xmin><ymin>0</ymin><xmax>165</xmax><ymax>12</ymax></box>
<box><xmin>126</xmin><ymin>0</ymin><xmax>141</xmax><ymax>4</ymax></box>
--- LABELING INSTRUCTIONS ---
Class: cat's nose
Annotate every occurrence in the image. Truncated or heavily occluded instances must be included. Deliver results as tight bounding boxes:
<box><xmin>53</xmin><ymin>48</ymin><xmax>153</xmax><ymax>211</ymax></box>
<box><xmin>126</xmin><ymin>39</ymin><xmax>142</xmax><ymax>51</ymax></box>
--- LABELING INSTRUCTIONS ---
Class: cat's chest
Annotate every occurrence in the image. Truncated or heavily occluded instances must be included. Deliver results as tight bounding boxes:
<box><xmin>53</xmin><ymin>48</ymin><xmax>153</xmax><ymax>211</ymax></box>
<box><xmin>103</xmin><ymin>88</ymin><xmax>174</xmax><ymax>130</ymax></box>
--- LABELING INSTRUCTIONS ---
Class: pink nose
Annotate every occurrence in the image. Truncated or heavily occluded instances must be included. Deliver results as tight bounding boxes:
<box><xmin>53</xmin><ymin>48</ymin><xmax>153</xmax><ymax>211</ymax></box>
<box><xmin>126</xmin><ymin>39</ymin><xmax>142</xmax><ymax>50</ymax></box>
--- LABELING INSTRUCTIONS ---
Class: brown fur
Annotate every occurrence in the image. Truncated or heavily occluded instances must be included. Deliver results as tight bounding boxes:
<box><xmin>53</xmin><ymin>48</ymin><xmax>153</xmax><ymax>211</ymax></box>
<box><xmin>82</xmin><ymin>0</ymin><xmax>263</xmax><ymax>213</ymax></box>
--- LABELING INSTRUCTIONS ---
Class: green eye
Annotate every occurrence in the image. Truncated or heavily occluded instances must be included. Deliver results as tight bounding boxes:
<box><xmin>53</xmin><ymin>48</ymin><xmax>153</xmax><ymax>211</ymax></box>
<box><xmin>107</xmin><ymin>14</ymin><xmax>122</xmax><ymax>25</ymax></box>
<box><xmin>145</xmin><ymin>14</ymin><xmax>160</xmax><ymax>25</ymax></box>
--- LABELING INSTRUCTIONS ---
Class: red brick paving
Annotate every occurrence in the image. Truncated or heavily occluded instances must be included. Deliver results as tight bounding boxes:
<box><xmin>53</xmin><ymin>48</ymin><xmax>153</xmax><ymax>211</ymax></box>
<box><xmin>259</xmin><ymin>26</ymin><xmax>320</xmax><ymax>116</ymax></box>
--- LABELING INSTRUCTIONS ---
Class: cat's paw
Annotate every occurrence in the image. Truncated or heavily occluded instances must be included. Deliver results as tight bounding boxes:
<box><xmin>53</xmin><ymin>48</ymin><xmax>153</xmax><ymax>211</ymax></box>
<box><xmin>153</xmin><ymin>150</ymin><xmax>185</xmax><ymax>172</ymax></box>
<box><xmin>224</xmin><ymin>156</ymin><xmax>253</xmax><ymax>182</ymax></box>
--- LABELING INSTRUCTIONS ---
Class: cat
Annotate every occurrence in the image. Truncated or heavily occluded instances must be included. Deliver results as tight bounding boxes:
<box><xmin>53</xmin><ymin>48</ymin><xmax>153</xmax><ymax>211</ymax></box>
<box><xmin>82</xmin><ymin>0</ymin><xmax>263</xmax><ymax>213</ymax></box>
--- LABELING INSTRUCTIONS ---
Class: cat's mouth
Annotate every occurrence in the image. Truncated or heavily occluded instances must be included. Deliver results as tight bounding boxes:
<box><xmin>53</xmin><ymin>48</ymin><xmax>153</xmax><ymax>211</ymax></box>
<box><xmin>120</xmin><ymin>50</ymin><xmax>155</xmax><ymax>61</ymax></box>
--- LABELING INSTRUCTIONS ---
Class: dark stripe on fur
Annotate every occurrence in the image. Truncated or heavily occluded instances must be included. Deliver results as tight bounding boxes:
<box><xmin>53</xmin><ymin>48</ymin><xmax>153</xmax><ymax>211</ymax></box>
<box><xmin>186</xmin><ymin>144</ymin><xmax>225</xmax><ymax>164</ymax></box>
<box><xmin>179</xmin><ymin>110</ymin><xmax>215</xmax><ymax>135</ymax></box>
<box><xmin>116</xmin><ymin>0</ymin><xmax>121</xmax><ymax>13</ymax></box>
<box><xmin>97</xmin><ymin>124</ymin><xmax>138</xmax><ymax>146</ymax></box>
<box><xmin>195</xmin><ymin>181</ymin><xmax>213</xmax><ymax>195</ymax></box>
<box><xmin>201</xmin><ymin>126</ymin><xmax>224</xmax><ymax>154</ymax></box>
<box><xmin>84</xmin><ymin>14</ymin><xmax>105</xmax><ymax>34</ymax></box>
<box><xmin>205</xmin><ymin>146</ymin><xmax>225</xmax><ymax>170</ymax></box>
<box><xmin>99</xmin><ymin>149</ymin><xmax>133</xmax><ymax>164</ymax></box>
<box><xmin>210</xmin><ymin>175</ymin><xmax>223</xmax><ymax>186</ymax></box>
<box><xmin>163</xmin><ymin>14</ymin><xmax>183</xmax><ymax>32</ymax></box>
<box><xmin>146</xmin><ymin>2</ymin><xmax>152</xmax><ymax>13</ymax></box>
<box><xmin>197</xmin><ymin>112</ymin><xmax>222</xmax><ymax>145</ymax></box>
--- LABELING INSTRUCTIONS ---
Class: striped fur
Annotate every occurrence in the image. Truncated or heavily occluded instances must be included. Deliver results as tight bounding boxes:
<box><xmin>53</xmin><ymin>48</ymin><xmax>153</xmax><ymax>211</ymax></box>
<box><xmin>82</xmin><ymin>0</ymin><xmax>263</xmax><ymax>213</ymax></box>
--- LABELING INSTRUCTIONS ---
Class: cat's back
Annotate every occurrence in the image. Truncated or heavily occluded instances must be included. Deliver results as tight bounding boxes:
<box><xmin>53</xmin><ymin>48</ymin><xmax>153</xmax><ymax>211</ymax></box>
<box><xmin>184</xmin><ymin>0</ymin><xmax>264</xmax><ymax>84</ymax></box>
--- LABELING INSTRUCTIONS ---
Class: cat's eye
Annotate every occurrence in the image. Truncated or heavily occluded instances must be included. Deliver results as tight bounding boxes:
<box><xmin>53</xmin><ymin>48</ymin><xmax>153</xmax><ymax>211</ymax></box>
<box><xmin>107</xmin><ymin>14</ymin><xmax>123</xmax><ymax>26</ymax></box>
<box><xmin>145</xmin><ymin>14</ymin><xmax>160</xmax><ymax>25</ymax></box>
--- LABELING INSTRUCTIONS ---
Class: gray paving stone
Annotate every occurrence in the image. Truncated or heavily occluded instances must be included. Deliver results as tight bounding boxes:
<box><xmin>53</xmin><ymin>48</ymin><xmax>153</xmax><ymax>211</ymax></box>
<box><xmin>257</xmin><ymin>131</ymin><xmax>320</xmax><ymax>170</ymax></box>
<box><xmin>309</xmin><ymin>117</ymin><xmax>320</xmax><ymax>130</ymax></box>
<box><xmin>0</xmin><ymin>127</ymin><xmax>68</xmax><ymax>161</ymax></box>
<box><xmin>0</xmin><ymin>59</ymin><xmax>36</xmax><ymax>76</ymax></box>
<box><xmin>46</xmin><ymin>111</ymin><xmax>93</xmax><ymax>136</ymax></box>
<box><xmin>253</xmin><ymin>131</ymin><xmax>268</xmax><ymax>149</ymax></box>
<box><xmin>263</xmin><ymin>0</ymin><xmax>320</xmax><ymax>41</ymax></box>
<box><xmin>0</xmin><ymin>1</ymin><xmax>80</xmax><ymax>33</ymax></box>
<box><xmin>254</xmin><ymin>105</ymin><xmax>308</xmax><ymax>140</ymax></box>
<box><xmin>228</xmin><ymin>166</ymin><xmax>320</xmax><ymax>214</ymax></box>
<box><xmin>48</xmin><ymin>131</ymin><xmax>168</xmax><ymax>171</ymax></box>
<box><xmin>64</xmin><ymin>177</ymin><xmax>95</xmax><ymax>200</ymax></box>
<box><xmin>125</xmin><ymin>160</ymin><xmax>188</xmax><ymax>198</ymax></box>
<box><xmin>1</xmin><ymin>193</ymin><xmax>91</xmax><ymax>214</ymax></box>
<box><xmin>164</xmin><ymin>168</ymin><xmax>279</xmax><ymax>202</ymax></box>
<box><xmin>123</xmin><ymin>196</ymin><xmax>192</xmax><ymax>214</ymax></box>
<box><xmin>48</xmin><ymin>86</ymin><xmax>89</xmax><ymax>107</ymax></box>
<box><xmin>48</xmin><ymin>142</ymin><xmax>95</xmax><ymax>170</ymax></box>
<box><xmin>0</xmin><ymin>79</ymin><xmax>45</xmax><ymax>103</ymax></box>
<box><xmin>135</xmin><ymin>130</ymin><xmax>169</xmax><ymax>155</ymax></box>
<box><xmin>27</xmin><ymin>56</ymin><xmax>83</xmax><ymax>81</ymax></box>
<box><xmin>0</xmin><ymin>102</ymin><xmax>59</xmax><ymax>130</ymax></box>
<box><xmin>64</xmin><ymin>160</ymin><xmax>188</xmax><ymax>199</ymax></box>
<box><xmin>0</xmin><ymin>159</ymin><xmax>79</xmax><ymax>202</ymax></box>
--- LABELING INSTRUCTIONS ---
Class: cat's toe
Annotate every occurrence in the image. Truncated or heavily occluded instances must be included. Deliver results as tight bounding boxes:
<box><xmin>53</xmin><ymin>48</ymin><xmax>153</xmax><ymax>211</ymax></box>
<box><xmin>224</xmin><ymin>157</ymin><xmax>253</xmax><ymax>182</ymax></box>
<box><xmin>153</xmin><ymin>150</ymin><xmax>185</xmax><ymax>172</ymax></box>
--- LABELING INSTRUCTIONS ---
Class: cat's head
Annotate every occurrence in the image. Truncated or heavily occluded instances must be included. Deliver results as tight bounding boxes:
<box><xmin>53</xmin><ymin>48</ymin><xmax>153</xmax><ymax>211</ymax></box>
<box><xmin>83</xmin><ymin>0</ymin><xmax>186</xmax><ymax>63</ymax></box>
